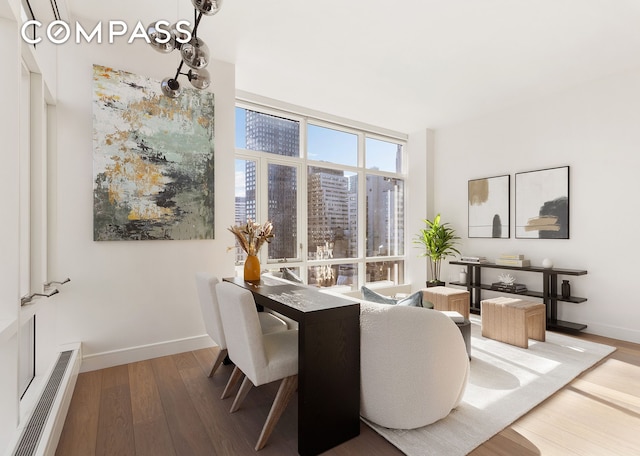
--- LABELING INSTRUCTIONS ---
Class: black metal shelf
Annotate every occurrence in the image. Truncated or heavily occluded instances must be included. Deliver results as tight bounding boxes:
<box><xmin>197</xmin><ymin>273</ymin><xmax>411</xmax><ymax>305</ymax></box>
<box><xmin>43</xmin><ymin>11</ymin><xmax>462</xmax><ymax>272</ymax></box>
<box><xmin>448</xmin><ymin>281</ymin><xmax>587</xmax><ymax>303</ymax></box>
<box><xmin>449</xmin><ymin>261</ymin><xmax>588</xmax><ymax>333</ymax></box>
<box><xmin>450</xmin><ymin>261</ymin><xmax>587</xmax><ymax>276</ymax></box>
<box><xmin>548</xmin><ymin>320</ymin><xmax>588</xmax><ymax>333</ymax></box>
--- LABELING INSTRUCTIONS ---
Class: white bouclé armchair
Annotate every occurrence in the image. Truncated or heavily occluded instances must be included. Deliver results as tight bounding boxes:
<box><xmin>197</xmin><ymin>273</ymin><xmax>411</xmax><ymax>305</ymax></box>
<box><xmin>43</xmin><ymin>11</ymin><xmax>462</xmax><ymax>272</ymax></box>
<box><xmin>359</xmin><ymin>301</ymin><xmax>469</xmax><ymax>429</ymax></box>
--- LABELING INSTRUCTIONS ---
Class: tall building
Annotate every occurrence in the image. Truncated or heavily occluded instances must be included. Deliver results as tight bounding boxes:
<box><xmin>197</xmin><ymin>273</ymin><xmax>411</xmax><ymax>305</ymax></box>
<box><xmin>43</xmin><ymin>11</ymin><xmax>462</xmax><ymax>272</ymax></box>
<box><xmin>307</xmin><ymin>167</ymin><xmax>350</xmax><ymax>259</ymax></box>
<box><xmin>364</xmin><ymin>172</ymin><xmax>405</xmax><ymax>283</ymax></box>
<box><xmin>365</xmin><ymin>174</ymin><xmax>404</xmax><ymax>257</ymax></box>
<box><xmin>365</xmin><ymin>144</ymin><xmax>404</xmax><ymax>259</ymax></box>
<box><xmin>243</xmin><ymin>111</ymin><xmax>299</xmax><ymax>259</ymax></box>
<box><xmin>347</xmin><ymin>174</ymin><xmax>359</xmax><ymax>258</ymax></box>
<box><xmin>234</xmin><ymin>197</ymin><xmax>247</xmax><ymax>263</ymax></box>
<box><xmin>245</xmin><ymin>111</ymin><xmax>300</xmax><ymax>156</ymax></box>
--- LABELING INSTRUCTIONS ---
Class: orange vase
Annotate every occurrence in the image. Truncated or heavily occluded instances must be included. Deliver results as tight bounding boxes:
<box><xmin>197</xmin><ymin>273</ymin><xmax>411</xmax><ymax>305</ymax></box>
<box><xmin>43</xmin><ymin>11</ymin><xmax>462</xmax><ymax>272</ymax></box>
<box><xmin>244</xmin><ymin>254</ymin><xmax>261</xmax><ymax>282</ymax></box>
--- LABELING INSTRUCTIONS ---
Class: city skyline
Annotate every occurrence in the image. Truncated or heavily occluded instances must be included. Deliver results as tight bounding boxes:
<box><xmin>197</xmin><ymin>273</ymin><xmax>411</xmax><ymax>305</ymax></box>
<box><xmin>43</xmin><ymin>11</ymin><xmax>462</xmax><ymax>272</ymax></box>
<box><xmin>235</xmin><ymin>107</ymin><xmax>401</xmax><ymax>198</ymax></box>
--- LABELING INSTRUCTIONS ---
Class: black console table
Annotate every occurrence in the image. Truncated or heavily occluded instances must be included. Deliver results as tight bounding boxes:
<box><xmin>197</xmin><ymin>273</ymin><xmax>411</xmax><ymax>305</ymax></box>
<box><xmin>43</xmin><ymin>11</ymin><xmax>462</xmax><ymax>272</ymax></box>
<box><xmin>223</xmin><ymin>276</ymin><xmax>360</xmax><ymax>455</ymax></box>
<box><xmin>449</xmin><ymin>261</ymin><xmax>588</xmax><ymax>333</ymax></box>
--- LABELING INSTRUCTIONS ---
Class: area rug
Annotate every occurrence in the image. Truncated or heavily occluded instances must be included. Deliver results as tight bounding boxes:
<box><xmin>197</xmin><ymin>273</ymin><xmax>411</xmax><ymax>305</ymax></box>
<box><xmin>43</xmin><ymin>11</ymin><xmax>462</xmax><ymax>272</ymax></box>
<box><xmin>365</xmin><ymin>317</ymin><xmax>616</xmax><ymax>455</ymax></box>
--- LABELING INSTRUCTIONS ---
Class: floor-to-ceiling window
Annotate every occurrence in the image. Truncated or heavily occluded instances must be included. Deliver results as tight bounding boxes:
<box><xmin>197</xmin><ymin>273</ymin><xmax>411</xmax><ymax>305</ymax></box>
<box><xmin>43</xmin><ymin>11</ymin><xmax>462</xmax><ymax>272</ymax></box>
<box><xmin>234</xmin><ymin>101</ymin><xmax>407</xmax><ymax>290</ymax></box>
<box><xmin>18</xmin><ymin>63</ymin><xmax>35</xmax><ymax>398</ymax></box>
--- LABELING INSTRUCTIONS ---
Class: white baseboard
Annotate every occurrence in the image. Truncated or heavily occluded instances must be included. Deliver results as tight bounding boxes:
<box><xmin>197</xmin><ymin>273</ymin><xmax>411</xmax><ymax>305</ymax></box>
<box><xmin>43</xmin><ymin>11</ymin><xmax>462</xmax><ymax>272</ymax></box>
<box><xmin>80</xmin><ymin>335</ymin><xmax>215</xmax><ymax>373</ymax></box>
<box><xmin>583</xmin><ymin>322</ymin><xmax>640</xmax><ymax>345</ymax></box>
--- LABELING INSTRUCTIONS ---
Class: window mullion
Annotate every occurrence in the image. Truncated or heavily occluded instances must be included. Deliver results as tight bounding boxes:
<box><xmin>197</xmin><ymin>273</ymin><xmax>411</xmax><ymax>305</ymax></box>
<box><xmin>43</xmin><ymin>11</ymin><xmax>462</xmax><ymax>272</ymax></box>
<box><xmin>299</xmin><ymin>118</ymin><xmax>307</xmax><ymax>278</ymax></box>
<box><xmin>258</xmin><ymin>157</ymin><xmax>269</xmax><ymax>264</ymax></box>
<box><xmin>357</xmin><ymin>131</ymin><xmax>366</xmax><ymax>288</ymax></box>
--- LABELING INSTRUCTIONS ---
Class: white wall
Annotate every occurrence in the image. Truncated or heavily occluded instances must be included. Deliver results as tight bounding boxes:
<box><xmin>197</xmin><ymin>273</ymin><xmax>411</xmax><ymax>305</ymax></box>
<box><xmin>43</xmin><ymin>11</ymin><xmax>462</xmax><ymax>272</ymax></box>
<box><xmin>52</xmin><ymin>37</ymin><xmax>236</xmax><ymax>371</ymax></box>
<box><xmin>433</xmin><ymin>67</ymin><xmax>640</xmax><ymax>343</ymax></box>
<box><xmin>405</xmin><ymin>129</ymin><xmax>431</xmax><ymax>288</ymax></box>
<box><xmin>0</xmin><ymin>17</ymin><xmax>20</xmax><ymax>321</ymax></box>
<box><xmin>0</xmin><ymin>13</ymin><xmax>22</xmax><ymax>452</ymax></box>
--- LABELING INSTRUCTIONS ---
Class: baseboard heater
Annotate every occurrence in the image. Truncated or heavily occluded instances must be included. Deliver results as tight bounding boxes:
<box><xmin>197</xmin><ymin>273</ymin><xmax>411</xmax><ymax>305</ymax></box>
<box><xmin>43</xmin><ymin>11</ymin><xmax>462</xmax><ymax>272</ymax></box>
<box><xmin>12</xmin><ymin>349</ymin><xmax>77</xmax><ymax>456</ymax></box>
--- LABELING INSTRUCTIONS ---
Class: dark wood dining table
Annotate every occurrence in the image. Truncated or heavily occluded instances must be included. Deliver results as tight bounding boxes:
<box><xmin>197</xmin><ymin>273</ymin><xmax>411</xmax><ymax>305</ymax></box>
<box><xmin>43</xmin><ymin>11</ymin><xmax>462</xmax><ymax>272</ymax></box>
<box><xmin>223</xmin><ymin>276</ymin><xmax>360</xmax><ymax>456</ymax></box>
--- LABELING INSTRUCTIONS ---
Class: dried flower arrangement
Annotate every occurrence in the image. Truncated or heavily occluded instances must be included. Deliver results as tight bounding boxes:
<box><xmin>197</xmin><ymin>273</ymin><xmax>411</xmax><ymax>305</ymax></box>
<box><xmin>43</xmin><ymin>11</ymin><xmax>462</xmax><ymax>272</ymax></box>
<box><xmin>228</xmin><ymin>219</ymin><xmax>275</xmax><ymax>256</ymax></box>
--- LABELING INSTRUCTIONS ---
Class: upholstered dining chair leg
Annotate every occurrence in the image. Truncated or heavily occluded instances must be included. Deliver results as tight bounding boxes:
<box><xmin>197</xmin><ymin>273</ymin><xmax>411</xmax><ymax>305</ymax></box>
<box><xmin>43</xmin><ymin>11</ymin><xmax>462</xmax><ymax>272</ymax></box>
<box><xmin>230</xmin><ymin>376</ymin><xmax>254</xmax><ymax>413</ymax></box>
<box><xmin>208</xmin><ymin>347</ymin><xmax>228</xmax><ymax>377</ymax></box>
<box><xmin>221</xmin><ymin>365</ymin><xmax>244</xmax><ymax>399</ymax></box>
<box><xmin>255</xmin><ymin>375</ymin><xmax>298</xmax><ymax>451</ymax></box>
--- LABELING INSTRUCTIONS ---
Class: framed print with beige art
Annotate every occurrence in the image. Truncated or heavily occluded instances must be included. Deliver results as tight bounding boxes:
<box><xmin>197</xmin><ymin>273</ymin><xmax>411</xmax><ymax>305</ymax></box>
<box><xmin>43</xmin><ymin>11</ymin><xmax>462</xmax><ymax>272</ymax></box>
<box><xmin>515</xmin><ymin>166</ymin><xmax>569</xmax><ymax>239</ymax></box>
<box><xmin>468</xmin><ymin>175</ymin><xmax>510</xmax><ymax>238</ymax></box>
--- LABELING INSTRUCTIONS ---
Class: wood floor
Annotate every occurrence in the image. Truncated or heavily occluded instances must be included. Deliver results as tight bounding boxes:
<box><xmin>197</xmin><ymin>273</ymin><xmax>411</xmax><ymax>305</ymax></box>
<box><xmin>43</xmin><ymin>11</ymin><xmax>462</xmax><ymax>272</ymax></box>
<box><xmin>56</xmin><ymin>332</ymin><xmax>640</xmax><ymax>456</ymax></box>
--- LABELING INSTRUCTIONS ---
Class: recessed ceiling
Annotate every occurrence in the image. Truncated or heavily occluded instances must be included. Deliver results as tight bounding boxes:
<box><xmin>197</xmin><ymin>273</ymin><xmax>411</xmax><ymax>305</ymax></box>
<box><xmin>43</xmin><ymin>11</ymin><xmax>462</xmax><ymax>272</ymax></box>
<box><xmin>66</xmin><ymin>0</ymin><xmax>640</xmax><ymax>132</ymax></box>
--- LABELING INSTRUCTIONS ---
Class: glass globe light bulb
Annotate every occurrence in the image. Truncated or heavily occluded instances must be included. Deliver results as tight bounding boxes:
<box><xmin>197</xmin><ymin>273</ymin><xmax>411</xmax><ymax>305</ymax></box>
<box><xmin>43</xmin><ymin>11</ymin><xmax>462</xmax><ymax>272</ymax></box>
<box><xmin>147</xmin><ymin>21</ymin><xmax>176</xmax><ymax>53</ymax></box>
<box><xmin>160</xmin><ymin>77</ymin><xmax>182</xmax><ymax>98</ymax></box>
<box><xmin>191</xmin><ymin>0</ymin><xmax>223</xmax><ymax>16</ymax></box>
<box><xmin>188</xmin><ymin>68</ymin><xmax>211</xmax><ymax>89</ymax></box>
<box><xmin>181</xmin><ymin>37</ymin><xmax>210</xmax><ymax>69</ymax></box>
<box><xmin>170</xmin><ymin>22</ymin><xmax>192</xmax><ymax>49</ymax></box>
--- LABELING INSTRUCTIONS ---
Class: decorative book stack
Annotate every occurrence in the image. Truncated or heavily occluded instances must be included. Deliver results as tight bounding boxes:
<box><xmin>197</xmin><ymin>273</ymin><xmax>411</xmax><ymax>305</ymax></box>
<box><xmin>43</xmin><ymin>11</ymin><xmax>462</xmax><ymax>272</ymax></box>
<box><xmin>491</xmin><ymin>282</ymin><xmax>528</xmax><ymax>293</ymax></box>
<box><xmin>495</xmin><ymin>253</ymin><xmax>530</xmax><ymax>267</ymax></box>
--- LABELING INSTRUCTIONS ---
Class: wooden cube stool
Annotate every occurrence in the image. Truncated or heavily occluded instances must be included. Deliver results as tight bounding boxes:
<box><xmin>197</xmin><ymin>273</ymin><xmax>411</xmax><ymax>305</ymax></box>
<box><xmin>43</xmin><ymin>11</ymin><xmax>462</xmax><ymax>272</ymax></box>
<box><xmin>422</xmin><ymin>286</ymin><xmax>470</xmax><ymax>320</ymax></box>
<box><xmin>481</xmin><ymin>297</ymin><xmax>546</xmax><ymax>348</ymax></box>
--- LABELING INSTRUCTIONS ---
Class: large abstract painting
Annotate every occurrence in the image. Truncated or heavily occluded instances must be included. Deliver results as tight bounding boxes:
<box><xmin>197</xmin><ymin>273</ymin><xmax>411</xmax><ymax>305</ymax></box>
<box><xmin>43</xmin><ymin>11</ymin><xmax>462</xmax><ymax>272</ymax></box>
<box><xmin>468</xmin><ymin>175</ymin><xmax>510</xmax><ymax>238</ymax></box>
<box><xmin>515</xmin><ymin>166</ymin><xmax>569</xmax><ymax>239</ymax></box>
<box><xmin>92</xmin><ymin>64</ymin><xmax>215</xmax><ymax>241</ymax></box>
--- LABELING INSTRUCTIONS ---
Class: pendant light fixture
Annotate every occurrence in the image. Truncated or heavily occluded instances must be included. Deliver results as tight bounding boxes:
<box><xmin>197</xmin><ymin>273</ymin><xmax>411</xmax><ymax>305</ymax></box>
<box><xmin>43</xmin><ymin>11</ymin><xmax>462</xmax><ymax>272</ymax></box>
<box><xmin>149</xmin><ymin>0</ymin><xmax>223</xmax><ymax>98</ymax></box>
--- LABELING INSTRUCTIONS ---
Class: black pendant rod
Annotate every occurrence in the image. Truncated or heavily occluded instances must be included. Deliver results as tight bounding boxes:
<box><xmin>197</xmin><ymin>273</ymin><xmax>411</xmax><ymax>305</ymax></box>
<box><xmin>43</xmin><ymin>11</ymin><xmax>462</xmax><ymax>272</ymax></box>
<box><xmin>192</xmin><ymin>10</ymin><xmax>203</xmax><ymax>39</ymax></box>
<box><xmin>173</xmin><ymin>60</ymin><xmax>184</xmax><ymax>81</ymax></box>
<box><xmin>173</xmin><ymin>9</ymin><xmax>202</xmax><ymax>81</ymax></box>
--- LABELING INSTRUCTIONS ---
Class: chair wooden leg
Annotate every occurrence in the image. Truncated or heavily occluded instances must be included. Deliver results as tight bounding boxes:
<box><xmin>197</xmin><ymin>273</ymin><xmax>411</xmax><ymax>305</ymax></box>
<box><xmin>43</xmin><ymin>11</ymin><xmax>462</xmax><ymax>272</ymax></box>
<box><xmin>208</xmin><ymin>348</ymin><xmax>228</xmax><ymax>377</ymax></box>
<box><xmin>221</xmin><ymin>366</ymin><xmax>244</xmax><ymax>399</ymax></box>
<box><xmin>230</xmin><ymin>376</ymin><xmax>254</xmax><ymax>413</ymax></box>
<box><xmin>255</xmin><ymin>375</ymin><xmax>298</xmax><ymax>451</ymax></box>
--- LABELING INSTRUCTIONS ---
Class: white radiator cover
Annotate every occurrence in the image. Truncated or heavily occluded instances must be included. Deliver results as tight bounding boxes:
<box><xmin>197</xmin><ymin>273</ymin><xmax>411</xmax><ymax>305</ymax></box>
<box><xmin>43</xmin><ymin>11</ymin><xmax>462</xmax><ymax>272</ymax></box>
<box><xmin>9</xmin><ymin>343</ymin><xmax>81</xmax><ymax>456</ymax></box>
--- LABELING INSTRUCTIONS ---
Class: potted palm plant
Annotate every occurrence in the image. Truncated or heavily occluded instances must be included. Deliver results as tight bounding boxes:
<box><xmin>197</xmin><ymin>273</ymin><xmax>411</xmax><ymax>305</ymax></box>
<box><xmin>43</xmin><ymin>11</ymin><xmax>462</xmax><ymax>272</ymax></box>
<box><xmin>414</xmin><ymin>214</ymin><xmax>460</xmax><ymax>287</ymax></box>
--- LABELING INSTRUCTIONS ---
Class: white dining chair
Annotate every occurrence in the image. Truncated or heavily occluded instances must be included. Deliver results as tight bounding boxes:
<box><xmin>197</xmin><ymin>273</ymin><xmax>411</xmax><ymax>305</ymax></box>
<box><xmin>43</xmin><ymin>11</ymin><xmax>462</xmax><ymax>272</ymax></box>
<box><xmin>195</xmin><ymin>273</ymin><xmax>288</xmax><ymax>387</ymax></box>
<box><xmin>215</xmin><ymin>281</ymin><xmax>299</xmax><ymax>451</ymax></box>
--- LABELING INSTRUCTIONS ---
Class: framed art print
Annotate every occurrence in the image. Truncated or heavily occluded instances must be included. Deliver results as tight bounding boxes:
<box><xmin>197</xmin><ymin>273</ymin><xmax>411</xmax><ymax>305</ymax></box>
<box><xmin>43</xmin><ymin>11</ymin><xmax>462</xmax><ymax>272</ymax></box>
<box><xmin>468</xmin><ymin>174</ymin><xmax>510</xmax><ymax>238</ymax></box>
<box><xmin>515</xmin><ymin>166</ymin><xmax>569</xmax><ymax>239</ymax></box>
<box><xmin>92</xmin><ymin>64</ymin><xmax>215</xmax><ymax>241</ymax></box>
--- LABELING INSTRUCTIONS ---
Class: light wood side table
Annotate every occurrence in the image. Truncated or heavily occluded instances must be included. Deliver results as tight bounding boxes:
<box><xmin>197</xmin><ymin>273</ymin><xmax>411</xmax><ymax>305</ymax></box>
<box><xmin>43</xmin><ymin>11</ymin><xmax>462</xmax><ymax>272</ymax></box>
<box><xmin>481</xmin><ymin>297</ymin><xmax>546</xmax><ymax>348</ymax></box>
<box><xmin>422</xmin><ymin>286</ymin><xmax>470</xmax><ymax>319</ymax></box>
